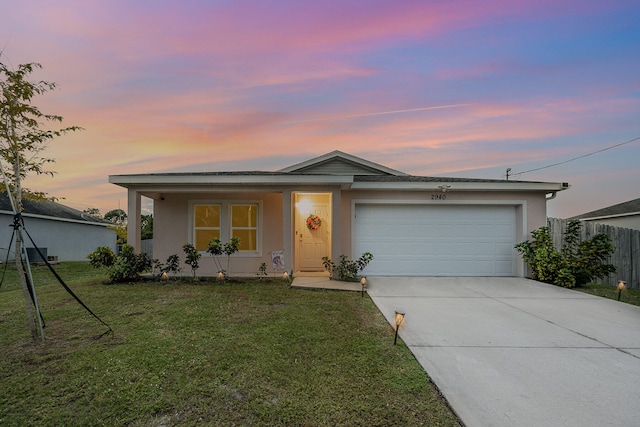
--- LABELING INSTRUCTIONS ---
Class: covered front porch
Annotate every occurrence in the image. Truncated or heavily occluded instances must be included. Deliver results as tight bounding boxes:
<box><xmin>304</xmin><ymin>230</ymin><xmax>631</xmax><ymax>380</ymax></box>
<box><xmin>124</xmin><ymin>186</ymin><xmax>345</xmax><ymax>277</ymax></box>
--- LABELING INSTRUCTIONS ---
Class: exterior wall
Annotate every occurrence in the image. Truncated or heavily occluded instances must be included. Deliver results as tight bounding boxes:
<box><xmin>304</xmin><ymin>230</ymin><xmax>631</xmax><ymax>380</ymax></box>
<box><xmin>581</xmin><ymin>216</ymin><xmax>640</xmax><ymax>231</ymax></box>
<box><xmin>153</xmin><ymin>191</ymin><xmax>284</xmax><ymax>277</ymax></box>
<box><xmin>0</xmin><ymin>214</ymin><xmax>116</xmax><ymax>262</ymax></box>
<box><xmin>151</xmin><ymin>186</ymin><xmax>551</xmax><ymax>278</ymax></box>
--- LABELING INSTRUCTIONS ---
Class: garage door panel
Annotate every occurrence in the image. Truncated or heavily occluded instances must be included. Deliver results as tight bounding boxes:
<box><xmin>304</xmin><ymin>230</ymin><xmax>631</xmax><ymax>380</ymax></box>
<box><xmin>461</xmin><ymin>242</ymin><xmax>493</xmax><ymax>255</ymax></box>
<box><xmin>496</xmin><ymin>241</ymin><xmax>516</xmax><ymax>254</ymax></box>
<box><xmin>354</xmin><ymin>205</ymin><xmax>516</xmax><ymax>276</ymax></box>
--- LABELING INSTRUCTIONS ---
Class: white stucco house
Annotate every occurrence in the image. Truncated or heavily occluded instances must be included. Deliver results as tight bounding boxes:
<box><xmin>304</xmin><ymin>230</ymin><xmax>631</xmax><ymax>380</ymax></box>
<box><xmin>570</xmin><ymin>197</ymin><xmax>640</xmax><ymax>231</ymax></box>
<box><xmin>0</xmin><ymin>192</ymin><xmax>117</xmax><ymax>262</ymax></box>
<box><xmin>109</xmin><ymin>151</ymin><xmax>569</xmax><ymax>277</ymax></box>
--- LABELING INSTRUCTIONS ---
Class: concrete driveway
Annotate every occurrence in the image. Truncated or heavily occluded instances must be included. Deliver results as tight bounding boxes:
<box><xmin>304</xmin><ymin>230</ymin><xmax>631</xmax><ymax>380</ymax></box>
<box><xmin>366</xmin><ymin>277</ymin><xmax>640</xmax><ymax>427</ymax></box>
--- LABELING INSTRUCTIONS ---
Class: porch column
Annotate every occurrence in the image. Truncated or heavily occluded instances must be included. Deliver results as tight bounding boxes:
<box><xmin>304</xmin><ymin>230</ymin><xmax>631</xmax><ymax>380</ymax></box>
<box><xmin>331</xmin><ymin>188</ymin><xmax>341</xmax><ymax>259</ymax></box>
<box><xmin>127</xmin><ymin>189</ymin><xmax>142</xmax><ymax>253</ymax></box>
<box><xmin>282</xmin><ymin>190</ymin><xmax>293</xmax><ymax>272</ymax></box>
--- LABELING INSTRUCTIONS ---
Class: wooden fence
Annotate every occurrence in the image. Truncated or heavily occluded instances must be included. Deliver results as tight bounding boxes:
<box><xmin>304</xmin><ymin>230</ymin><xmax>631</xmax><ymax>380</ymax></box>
<box><xmin>141</xmin><ymin>239</ymin><xmax>153</xmax><ymax>258</ymax></box>
<box><xmin>547</xmin><ymin>218</ymin><xmax>640</xmax><ymax>289</ymax></box>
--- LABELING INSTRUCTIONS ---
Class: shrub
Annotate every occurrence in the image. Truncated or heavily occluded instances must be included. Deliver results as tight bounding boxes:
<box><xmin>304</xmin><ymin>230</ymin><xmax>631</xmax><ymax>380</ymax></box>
<box><xmin>182</xmin><ymin>244</ymin><xmax>201</xmax><ymax>278</ymax></box>
<box><xmin>154</xmin><ymin>254</ymin><xmax>181</xmax><ymax>279</ymax></box>
<box><xmin>515</xmin><ymin>220</ymin><xmax>616</xmax><ymax>288</ymax></box>
<box><xmin>257</xmin><ymin>262</ymin><xmax>268</xmax><ymax>279</ymax></box>
<box><xmin>87</xmin><ymin>246</ymin><xmax>116</xmax><ymax>269</ymax></box>
<box><xmin>88</xmin><ymin>244</ymin><xmax>152</xmax><ymax>283</ymax></box>
<box><xmin>207</xmin><ymin>237</ymin><xmax>241</xmax><ymax>279</ymax></box>
<box><xmin>322</xmin><ymin>252</ymin><xmax>373</xmax><ymax>282</ymax></box>
<box><xmin>573</xmin><ymin>234</ymin><xmax>616</xmax><ymax>284</ymax></box>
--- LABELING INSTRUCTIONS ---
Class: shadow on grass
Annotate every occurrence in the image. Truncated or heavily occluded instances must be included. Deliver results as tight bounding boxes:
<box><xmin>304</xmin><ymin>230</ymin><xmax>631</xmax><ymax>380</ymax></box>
<box><xmin>0</xmin><ymin>269</ymin><xmax>460</xmax><ymax>426</ymax></box>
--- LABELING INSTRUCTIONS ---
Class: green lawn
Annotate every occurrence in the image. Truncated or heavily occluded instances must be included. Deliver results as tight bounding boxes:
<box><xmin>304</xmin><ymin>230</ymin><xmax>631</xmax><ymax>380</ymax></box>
<box><xmin>0</xmin><ymin>263</ymin><xmax>460</xmax><ymax>426</ymax></box>
<box><xmin>574</xmin><ymin>282</ymin><xmax>640</xmax><ymax>306</ymax></box>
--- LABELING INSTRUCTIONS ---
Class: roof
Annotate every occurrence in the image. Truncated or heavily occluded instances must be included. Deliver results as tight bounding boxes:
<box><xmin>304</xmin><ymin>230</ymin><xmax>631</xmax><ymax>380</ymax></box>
<box><xmin>109</xmin><ymin>151</ymin><xmax>569</xmax><ymax>194</ymax></box>
<box><xmin>0</xmin><ymin>192</ymin><xmax>112</xmax><ymax>226</ymax></box>
<box><xmin>279</xmin><ymin>150</ymin><xmax>408</xmax><ymax>176</ymax></box>
<box><xmin>570</xmin><ymin>197</ymin><xmax>640</xmax><ymax>220</ymax></box>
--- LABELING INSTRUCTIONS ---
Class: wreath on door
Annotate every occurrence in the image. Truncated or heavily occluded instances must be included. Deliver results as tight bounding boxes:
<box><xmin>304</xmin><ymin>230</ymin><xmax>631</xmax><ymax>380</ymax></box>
<box><xmin>306</xmin><ymin>214</ymin><xmax>322</xmax><ymax>230</ymax></box>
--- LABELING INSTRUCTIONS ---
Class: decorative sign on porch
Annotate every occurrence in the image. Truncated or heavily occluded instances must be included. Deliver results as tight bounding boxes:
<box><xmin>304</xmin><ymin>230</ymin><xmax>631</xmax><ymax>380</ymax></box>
<box><xmin>271</xmin><ymin>251</ymin><xmax>285</xmax><ymax>271</ymax></box>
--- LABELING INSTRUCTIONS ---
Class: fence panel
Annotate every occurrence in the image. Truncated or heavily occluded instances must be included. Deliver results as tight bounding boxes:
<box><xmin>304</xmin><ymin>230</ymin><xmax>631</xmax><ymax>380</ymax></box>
<box><xmin>141</xmin><ymin>239</ymin><xmax>153</xmax><ymax>258</ymax></box>
<box><xmin>547</xmin><ymin>218</ymin><xmax>640</xmax><ymax>289</ymax></box>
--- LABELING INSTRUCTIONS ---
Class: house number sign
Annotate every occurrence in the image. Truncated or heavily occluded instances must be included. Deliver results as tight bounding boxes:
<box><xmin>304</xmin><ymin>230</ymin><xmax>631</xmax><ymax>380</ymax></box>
<box><xmin>430</xmin><ymin>194</ymin><xmax>447</xmax><ymax>200</ymax></box>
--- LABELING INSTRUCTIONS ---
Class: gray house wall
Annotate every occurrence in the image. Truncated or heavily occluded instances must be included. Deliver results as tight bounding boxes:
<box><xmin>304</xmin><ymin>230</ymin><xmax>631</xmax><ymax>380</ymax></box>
<box><xmin>0</xmin><ymin>214</ymin><xmax>117</xmax><ymax>262</ymax></box>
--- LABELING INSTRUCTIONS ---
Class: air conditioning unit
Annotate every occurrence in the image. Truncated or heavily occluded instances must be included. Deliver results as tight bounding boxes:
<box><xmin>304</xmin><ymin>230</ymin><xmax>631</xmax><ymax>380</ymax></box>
<box><xmin>26</xmin><ymin>247</ymin><xmax>47</xmax><ymax>263</ymax></box>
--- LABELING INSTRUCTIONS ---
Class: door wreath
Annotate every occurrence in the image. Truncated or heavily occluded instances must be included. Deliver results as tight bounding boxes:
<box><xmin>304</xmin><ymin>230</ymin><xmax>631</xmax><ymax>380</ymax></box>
<box><xmin>306</xmin><ymin>214</ymin><xmax>322</xmax><ymax>230</ymax></box>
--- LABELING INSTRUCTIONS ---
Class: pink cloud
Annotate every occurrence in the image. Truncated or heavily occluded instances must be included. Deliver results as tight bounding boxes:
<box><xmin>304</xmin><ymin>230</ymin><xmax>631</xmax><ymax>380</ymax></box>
<box><xmin>5</xmin><ymin>1</ymin><xmax>638</xmax><ymax>216</ymax></box>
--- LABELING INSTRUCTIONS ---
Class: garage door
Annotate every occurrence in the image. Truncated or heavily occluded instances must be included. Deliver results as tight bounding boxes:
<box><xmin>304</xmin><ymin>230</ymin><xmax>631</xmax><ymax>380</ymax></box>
<box><xmin>353</xmin><ymin>204</ymin><xmax>516</xmax><ymax>276</ymax></box>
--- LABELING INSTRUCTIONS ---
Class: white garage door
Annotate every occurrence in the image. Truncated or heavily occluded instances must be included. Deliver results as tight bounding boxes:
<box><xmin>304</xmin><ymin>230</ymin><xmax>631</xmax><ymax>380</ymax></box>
<box><xmin>354</xmin><ymin>204</ymin><xmax>516</xmax><ymax>276</ymax></box>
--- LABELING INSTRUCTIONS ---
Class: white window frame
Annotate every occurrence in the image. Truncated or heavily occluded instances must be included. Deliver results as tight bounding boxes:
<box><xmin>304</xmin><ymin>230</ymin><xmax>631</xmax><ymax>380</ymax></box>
<box><xmin>192</xmin><ymin>203</ymin><xmax>221</xmax><ymax>251</ymax></box>
<box><xmin>229</xmin><ymin>203</ymin><xmax>259</xmax><ymax>253</ymax></box>
<box><xmin>189</xmin><ymin>200</ymin><xmax>262</xmax><ymax>256</ymax></box>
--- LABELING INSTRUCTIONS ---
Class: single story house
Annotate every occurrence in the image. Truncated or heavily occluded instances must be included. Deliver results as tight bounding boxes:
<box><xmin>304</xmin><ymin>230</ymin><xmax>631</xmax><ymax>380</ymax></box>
<box><xmin>109</xmin><ymin>151</ymin><xmax>569</xmax><ymax>277</ymax></box>
<box><xmin>0</xmin><ymin>192</ymin><xmax>117</xmax><ymax>262</ymax></box>
<box><xmin>570</xmin><ymin>197</ymin><xmax>640</xmax><ymax>231</ymax></box>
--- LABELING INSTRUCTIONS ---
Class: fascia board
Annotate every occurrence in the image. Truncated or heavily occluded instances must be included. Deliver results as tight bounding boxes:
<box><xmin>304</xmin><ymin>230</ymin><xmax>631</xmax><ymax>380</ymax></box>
<box><xmin>109</xmin><ymin>174</ymin><xmax>354</xmax><ymax>187</ymax></box>
<box><xmin>349</xmin><ymin>181</ymin><xmax>568</xmax><ymax>192</ymax></box>
<box><xmin>580</xmin><ymin>211</ymin><xmax>640</xmax><ymax>221</ymax></box>
<box><xmin>0</xmin><ymin>210</ymin><xmax>111</xmax><ymax>227</ymax></box>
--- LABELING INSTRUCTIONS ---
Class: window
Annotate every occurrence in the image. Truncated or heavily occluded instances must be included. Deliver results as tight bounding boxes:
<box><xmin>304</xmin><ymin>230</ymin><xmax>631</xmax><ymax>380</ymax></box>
<box><xmin>191</xmin><ymin>201</ymin><xmax>260</xmax><ymax>253</ymax></box>
<box><xmin>194</xmin><ymin>204</ymin><xmax>220</xmax><ymax>250</ymax></box>
<box><xmin>231</xmin><ymin>204</ymin><xmax>257</xmax><ymax>251</ymax></box>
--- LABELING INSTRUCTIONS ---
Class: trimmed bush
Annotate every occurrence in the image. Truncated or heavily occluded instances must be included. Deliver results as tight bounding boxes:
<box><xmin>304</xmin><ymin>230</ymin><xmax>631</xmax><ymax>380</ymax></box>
<box><xmin>515</xmin><ymin>220</ymin><xmax>615</xmax><ymax>288</ymax></box>
<box><xmin>88</xmin><ymin>244</ymin><xmax>152</xmax><ymax>283</ymax></box>
<box><xmin>322</xmin><ymin>252</ymin><xmax>373</xmax><ymax>282</ymax></box>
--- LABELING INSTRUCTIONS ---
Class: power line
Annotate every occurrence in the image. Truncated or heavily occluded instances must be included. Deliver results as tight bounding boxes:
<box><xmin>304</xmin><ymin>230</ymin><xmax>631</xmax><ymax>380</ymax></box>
<box><xmin>509</xmin><ymin>135</ymin><xmax>640</xmax><ymax>177</ymax></box>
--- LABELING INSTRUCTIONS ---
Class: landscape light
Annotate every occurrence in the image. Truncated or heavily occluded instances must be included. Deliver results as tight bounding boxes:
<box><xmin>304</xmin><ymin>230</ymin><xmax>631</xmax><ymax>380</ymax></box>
<box><xmin>160</xmin><ymin>271</ymin><xmax>168</xmax><ymax>281</ymax></box>
<box><xmin>394</xmin><ymin>311</ymin><xmax>405</xmax><ymax>345</ymax></box>
<box><xmin>617</xmin><ymin>280</ymin><xmax>626</xmax><ymax>301</ymax></box>
<box><xmin>360</xmin><ymin>276</ymin><xmax>367</xmax><ymax>297</ymax></box>
<box><xmin>283</xmin><ymin>271</ymin><xmax>292</xmax><ymax>286</ymax></box>
<box><xmin>217</xmin><ymin>271</ymin><xmax>224</xmax><ymax>282</ymax></box>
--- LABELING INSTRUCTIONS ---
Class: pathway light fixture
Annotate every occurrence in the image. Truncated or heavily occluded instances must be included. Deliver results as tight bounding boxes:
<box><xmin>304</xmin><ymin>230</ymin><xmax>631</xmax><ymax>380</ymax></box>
<box><xmin>617</xmin><ymin>280</ymin><xmax>626</xmax><ymax>301</ymax></box>
<box><xmin>360</xmin><ymin>276</ymin><xmax>367</xmax><ymax>297</ymax></box>
<box><xmin>394</xmin><ymin>311</ymin><xmax>405</xmax><ymax>345</ymax></box>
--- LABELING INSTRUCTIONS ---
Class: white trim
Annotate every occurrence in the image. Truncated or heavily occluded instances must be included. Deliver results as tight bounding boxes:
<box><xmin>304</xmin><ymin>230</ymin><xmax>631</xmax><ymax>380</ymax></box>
<box><xmin>350</xmin><ymin>181</ymin><xmax>567</xmax><ymax>192</ymax></box>
<box><xmin>110</xmin><ymin>174</ymin><xmax>354</xmax><ymax>186</ymax></box>
<box><xmin>229</xmin><ymin>203</ymin><xmax>260</xmax><ymax>254</ymax></box>
<box><xmin>192</xmin><ymin>203</ymin><xmax>222</xmax><ymax>250</ymax></box>
<box><xmin>579</xmin><ymin>211</ymin><xmax>640</xmax><ymax>221</ymax></box>
<box><xmin>351</xmin><ymin>198</ymin><xmax>528</xmax><ymax>207</ymax></box>
<box><xmin>0</xmin><ymin>210</ymin><xmax>112</xmax><ymax>227</ymax></box>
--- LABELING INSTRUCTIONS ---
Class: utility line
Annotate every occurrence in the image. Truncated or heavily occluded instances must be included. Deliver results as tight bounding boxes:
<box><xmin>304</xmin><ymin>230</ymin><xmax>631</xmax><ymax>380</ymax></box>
<box><xmin>509</xmin><ymin>135</ymin><xmax>640</xmax><ymax>177</ymax></box>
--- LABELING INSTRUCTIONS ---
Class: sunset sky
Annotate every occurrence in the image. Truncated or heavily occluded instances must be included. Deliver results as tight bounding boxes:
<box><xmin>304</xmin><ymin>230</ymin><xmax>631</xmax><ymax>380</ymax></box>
<box><xmin>2</xmin><ymin>0</ymin><xmax>639</xmax><ymax>218</ymax></box>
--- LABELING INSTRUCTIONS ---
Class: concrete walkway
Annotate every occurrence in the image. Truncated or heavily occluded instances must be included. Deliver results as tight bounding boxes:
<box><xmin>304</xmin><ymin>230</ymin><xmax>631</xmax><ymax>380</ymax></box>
<box><xmin>291</xmin><ymin>275</ymin><xmax>362</xmax><ymax>292</ymax></box>
<box><xmin>366</xmin><ymin>277</ymin><xmax>640</xmax><ymax>427</ymax></box>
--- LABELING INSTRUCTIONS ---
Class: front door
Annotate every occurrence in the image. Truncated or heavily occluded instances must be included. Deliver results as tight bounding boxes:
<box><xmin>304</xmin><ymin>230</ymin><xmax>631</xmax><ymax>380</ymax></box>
<box><xmin>295</xmin><ymin>193</ymin><xmax>331</xmax><ymax>271</ymax></box>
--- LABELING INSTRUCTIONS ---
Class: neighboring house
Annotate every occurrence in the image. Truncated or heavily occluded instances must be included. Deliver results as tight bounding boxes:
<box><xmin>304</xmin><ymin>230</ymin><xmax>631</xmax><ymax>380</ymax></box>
<box><xmin>109</xmin><ymin>151</ymin><xmax>569</xmax><ymax>277</ymax></box>
<box><xmin>570</xmin><ymin>197</ymin><xmax>640</xmax><ymax>231</ymax></box>
<box><xmin>0</xmin><ymin>192</ymin><xmax>117</xmax><ymax>262</ymax></box>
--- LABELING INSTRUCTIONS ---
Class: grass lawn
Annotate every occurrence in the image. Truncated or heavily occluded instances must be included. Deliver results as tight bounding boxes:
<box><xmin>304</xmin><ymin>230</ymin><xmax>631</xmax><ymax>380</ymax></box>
<box><xmin>0</xmin><ymin>263</ymin><xmax>460</xmax><ymax>426</ymax></box>
<box><xmin>573</xmin><ymin>282</ymin><xmax>640</xmax><ymax>306</ymax></box>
